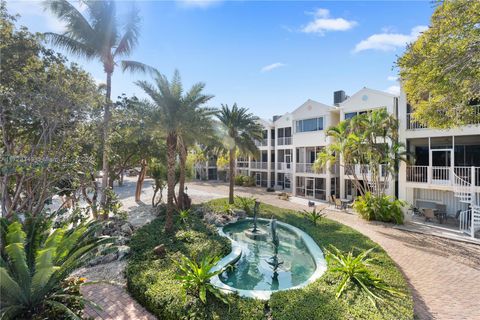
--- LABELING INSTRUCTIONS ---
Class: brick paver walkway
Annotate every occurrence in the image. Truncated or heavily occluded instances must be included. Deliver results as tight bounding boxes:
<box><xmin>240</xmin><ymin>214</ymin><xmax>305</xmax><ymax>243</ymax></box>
<box><xmin>82</xmin><ymin>179</ymin><xmax>480</xmax><ymax>319</ymax></box>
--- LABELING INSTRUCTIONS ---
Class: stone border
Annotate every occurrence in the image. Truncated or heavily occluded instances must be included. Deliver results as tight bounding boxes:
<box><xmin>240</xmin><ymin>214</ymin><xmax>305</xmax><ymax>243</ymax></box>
<box><xmin>210</xmin><ymin>217</ymin><xmax>327</xmax><ymax>300</ymax></box>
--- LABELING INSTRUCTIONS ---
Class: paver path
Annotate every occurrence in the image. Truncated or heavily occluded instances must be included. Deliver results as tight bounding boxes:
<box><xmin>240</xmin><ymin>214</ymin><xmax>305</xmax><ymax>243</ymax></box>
<box><xmin>83</xmin><ymin>178</ymin><xmax>480</xmax><ymax>319</ymax></box>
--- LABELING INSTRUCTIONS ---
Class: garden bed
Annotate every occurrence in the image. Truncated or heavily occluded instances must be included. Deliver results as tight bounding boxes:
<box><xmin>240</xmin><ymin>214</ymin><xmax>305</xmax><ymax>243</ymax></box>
<box><xmin>126</xmin><ymin>199</ymin><xmax>414</xmax><ymax>320</ymax></box>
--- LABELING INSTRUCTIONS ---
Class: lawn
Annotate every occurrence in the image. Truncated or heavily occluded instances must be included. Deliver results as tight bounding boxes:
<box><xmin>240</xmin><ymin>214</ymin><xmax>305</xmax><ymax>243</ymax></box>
<box><xmin>126</xmin><ymin>199</ymin><xmax>414</xmax><ymax>320</ymax></box>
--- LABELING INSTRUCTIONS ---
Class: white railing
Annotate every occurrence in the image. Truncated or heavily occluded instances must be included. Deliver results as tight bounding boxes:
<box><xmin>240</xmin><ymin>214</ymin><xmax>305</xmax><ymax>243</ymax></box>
<box><xmin>296</xmin><ymin>163</ymin><xmax>324</xmax><ymax>174</ymax></box>
<box><xmin>236</xmin><ymin>160</ymin><xmax>249</xmax><ymax>168</ymax></box>
<box><xmin>277</xmin><ymin>137</ymin><xmax>292</xmax><ymax>145</ymax></box>
<box><xmin>344</xmin><ymin>164</ymin><xmax>388</xmax><ymax>178</ymax></box>
<box><xmin>250</xmin><ymin>162</ymin><xmax>268</xmax><ymax>170</ymax></box>
<box><xmin>459</xmin><ymin>209</ymin><xmax>471</xmax><ymax>234</ymax></box>
<box><xmin>407</xmin><ymin>166</ymin><xmax>480</xmax><ymax>187</ymax></box>
<box><xmin>277</xmin><ymin>162</ymin><xmax>292</xmax><ymax>171</ymax></box>
<box><xmin>406</xmin><ymin>105</ymin><xmax>480</xmax><ymax>130</ymax></box>
<box><xmin>431</xmin><ymin>166</ymin><xmax>450</xmax><ymax>185</ymax></box>
<box><xmin>254</xmin><ymin>139</ymin><xmax>268</xmax><ymax>147</ymax></box>
<box><xmin>406</xmin><ymin>165</ymin><xmax>428</xmax><ymax>183</ymax></box>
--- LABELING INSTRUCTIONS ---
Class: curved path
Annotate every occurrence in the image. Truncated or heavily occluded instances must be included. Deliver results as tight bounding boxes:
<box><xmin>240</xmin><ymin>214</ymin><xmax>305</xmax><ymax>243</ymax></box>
<box><xmin>83</xmin><ymin>178</ymin><xmax>480</xmax><ymax>319</ymax></box>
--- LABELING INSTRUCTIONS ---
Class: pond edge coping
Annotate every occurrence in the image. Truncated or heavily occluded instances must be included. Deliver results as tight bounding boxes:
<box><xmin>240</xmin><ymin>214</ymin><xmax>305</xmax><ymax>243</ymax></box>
<box><xmin>210</xmin><ymin>217</ymin><xmax>327</xmax><ymax>300</ymax></box>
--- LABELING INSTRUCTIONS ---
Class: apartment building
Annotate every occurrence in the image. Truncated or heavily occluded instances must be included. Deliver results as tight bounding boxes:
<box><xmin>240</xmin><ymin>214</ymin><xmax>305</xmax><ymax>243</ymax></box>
<box><xmin>194</xmin><ymin>87</ymin><xmax>480</xmax><ymax>238</ymax></box>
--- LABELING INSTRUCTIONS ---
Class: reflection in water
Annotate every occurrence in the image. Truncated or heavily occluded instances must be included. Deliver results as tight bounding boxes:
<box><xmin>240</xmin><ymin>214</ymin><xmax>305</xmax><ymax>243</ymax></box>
<box><xmin>219</xmin><ymin>220</ymin><xmax>316</xmax><ymax>291</ymax></box>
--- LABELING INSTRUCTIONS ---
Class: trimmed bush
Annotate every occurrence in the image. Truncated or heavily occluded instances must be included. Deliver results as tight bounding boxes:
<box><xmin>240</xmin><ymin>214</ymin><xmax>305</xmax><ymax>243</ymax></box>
<box><xmin>353</xmin><ymin>192</ymin><xmax>405</xmax><ymax>224</ymax></box>
<box><xmin>127</xmin><ymin>200</ymin><xmax>414</xmax><ymax>320</ymax></box>
<box><xmin>242</xmin><ymin>175</ymin><xmax>255</xmax><ymax>187</ymax></box>
<box><xmin>234</xmin><ymin>175</ymin><xmax>244</xmax><ymax>186</ymax></box>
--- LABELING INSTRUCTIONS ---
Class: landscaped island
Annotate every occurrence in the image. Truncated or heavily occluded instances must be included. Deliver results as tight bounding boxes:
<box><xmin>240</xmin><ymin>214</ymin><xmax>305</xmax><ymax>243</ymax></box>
<box><xmin>126</xmin><ymin>199</ymin><xmax>414</xmax><ymax>320</ymax></box>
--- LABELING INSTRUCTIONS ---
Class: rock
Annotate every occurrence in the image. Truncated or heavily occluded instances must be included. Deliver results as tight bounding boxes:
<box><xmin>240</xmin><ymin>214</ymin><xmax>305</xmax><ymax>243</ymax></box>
<box><xmin>117</xmin><ymin>245</ymin><xmax>130</xmax><ymax>260</ymax></box>
<box><xmin>101</xmin><ymin>253</ymin><xmax>117</xmax><ymax>264</ymax></box>
<box><xmin>120</xmin><ymin>223</ymin><xmax>133</xmax><ymax>236</ymax></box>
<box><xmin>153</xmin><ymin>244</ymin><xmax>166</xmax><ymax>258</ymax></box>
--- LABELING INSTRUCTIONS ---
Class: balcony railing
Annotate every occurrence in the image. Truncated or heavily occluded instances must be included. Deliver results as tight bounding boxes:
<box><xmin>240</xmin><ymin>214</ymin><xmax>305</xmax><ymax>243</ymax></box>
<box><xmin>255</xmin><ymin>139</ymin><xmax>268</xmax><ymax>147</ymax></box>
<box><xmin>236</xmin><ymin>161</ymin><xmax>249</xmax><ymax>168</ymax></box>
<box><xmin>277</xmin><ymin>137</ymin><xmax>292</xmax><ymax>146</ymax></box>
<box><xmin>406</xmin><ymin>166</ymin><xmax>480</xmax><ymax>186</ymax></box>
<box><xmin>406</xmin><ymin>105</ymin><xmax>480</xmax><ymax>130</ymax></box>
<box><xmin>277</xmin><ymin>162</ymin><xmax>292</xmax><ymax>171</ymax></box>
<box><xmin>250</xmin><ymin>161</ymin><xmax>268</xmax><ymax>170</ymax></box>
<box><xmin>344</xmin><ymin>164</ymin><xmax>389</xmax><ymax>178</ymax></box>
<box><xmin>296</xmin><ymin>163</ymin><xmax>325</xmax><ymax>174</ymax></box>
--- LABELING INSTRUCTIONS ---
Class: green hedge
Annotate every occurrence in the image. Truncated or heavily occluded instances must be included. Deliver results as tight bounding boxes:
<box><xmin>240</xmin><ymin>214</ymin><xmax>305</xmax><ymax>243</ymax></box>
<box><xmin>126</xmin><ymin>200</ymin><xmax>414</xmax><ymax>320</ymax></box>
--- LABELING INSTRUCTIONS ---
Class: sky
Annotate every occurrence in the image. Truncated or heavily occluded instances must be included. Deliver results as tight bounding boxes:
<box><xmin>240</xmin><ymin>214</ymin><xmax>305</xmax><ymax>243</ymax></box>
<box><xmin>7</xmin><ymin>0</ymin><xmax>435</xmax><ymax>120</ymax></box>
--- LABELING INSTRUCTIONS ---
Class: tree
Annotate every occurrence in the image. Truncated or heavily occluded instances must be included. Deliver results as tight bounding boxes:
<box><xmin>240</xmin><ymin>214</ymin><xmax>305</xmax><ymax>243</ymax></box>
<box><xmin>43</xmin><ymin>0</ymin><xmax>152</xmax><ymax>210</ymax></box>
<box><xmin>314</xmin><ymin>109</ymin><xmax>408</xmax><ymax>198</ymax></box>
<box><xmin>135</xmin><ymin>70</ymin><xmax>213</xmax><ymax>233</ymax></box>
<box><xmin>216</xmin><ymin>104</ymin><xmax>263</xmax><ymax>204</ymax></box>
<box><xmin>397</xmin><ymin>0</ymin><xmax>480</xmax><ymax>128</ymax></box>
<box><xmin>0</xmin><ymin>6</ymin><xmax>101</xmax><ymax>218</ymax></box>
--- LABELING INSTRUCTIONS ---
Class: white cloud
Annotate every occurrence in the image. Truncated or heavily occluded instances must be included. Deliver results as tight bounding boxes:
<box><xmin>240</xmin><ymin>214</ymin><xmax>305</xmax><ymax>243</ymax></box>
<box><xmin>385</xmin><ymin>85</ymin><xmax>400</xmax><ymax>95</ymax></box>
<box><xmin>302</xmin><ymin>8</ymin><xmax>357</xmax><ymax>35</ymax></box>
<box><xmin>387</xmin><ymin>76</ymin><xmax>398</xmax><ymax>81</ymax></box>
<box><xmin>176</xmin><ymin>0</ymin><xmax>222</xmax><ymax>8</ymax></box>
<box><xmin>353</xmin><ymin>25</ymin><xmax>428</xmax><ymax>53</ymax></box>
<box><xmin>261</xmin><ymin>63</ymin><xmax>286</xmax><ymax>73</ymax></box>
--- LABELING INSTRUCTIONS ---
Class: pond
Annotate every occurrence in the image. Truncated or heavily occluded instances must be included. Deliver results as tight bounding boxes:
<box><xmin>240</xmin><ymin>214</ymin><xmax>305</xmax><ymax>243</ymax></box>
<box><xmin>211</xmin><ymin>218</ymin><xmax>326</xmax><ymax>299</ymax></box>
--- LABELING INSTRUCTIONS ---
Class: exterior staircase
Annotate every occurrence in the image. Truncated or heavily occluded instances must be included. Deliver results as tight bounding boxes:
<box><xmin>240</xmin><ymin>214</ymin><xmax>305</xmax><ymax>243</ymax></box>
<box><xmin>453</xmin><ymin>169</ymin><xmax>480</xmax><ymax>238</ymax></box>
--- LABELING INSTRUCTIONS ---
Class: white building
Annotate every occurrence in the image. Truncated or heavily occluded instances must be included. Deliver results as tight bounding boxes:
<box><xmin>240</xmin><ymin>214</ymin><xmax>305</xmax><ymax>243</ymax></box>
<box><xmin>195</xmin><ymin>87</ymin><xmax>480</xmax><ymax>238</ymax></box>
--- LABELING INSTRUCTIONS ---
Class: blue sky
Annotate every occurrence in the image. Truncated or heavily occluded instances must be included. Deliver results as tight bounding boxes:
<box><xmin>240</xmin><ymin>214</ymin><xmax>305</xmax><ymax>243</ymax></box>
<box><xmin>8</xmin><ymin>0</ymin><xmax>434</xmax><ymax>120</ymax></box>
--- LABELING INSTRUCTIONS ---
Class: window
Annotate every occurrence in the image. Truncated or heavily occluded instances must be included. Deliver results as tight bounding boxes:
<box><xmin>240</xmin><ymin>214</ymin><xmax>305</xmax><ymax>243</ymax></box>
<box><xmin>345</xmin><ymin>112</ymin><xmax>356</xmax><ymax>120</ymax></box>
<box><xmin>295</xmin><ymin>117</ymin><xmax>324</xmax><ymax>133</ymax></box>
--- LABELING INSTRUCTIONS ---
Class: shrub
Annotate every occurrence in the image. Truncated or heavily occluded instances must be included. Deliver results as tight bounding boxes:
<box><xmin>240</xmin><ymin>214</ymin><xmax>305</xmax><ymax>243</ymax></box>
<box><xmin>173</xmin><ymin>255</ymin><xmax>228</xmax><ymax>305</ymax></box>
<box><xmin>353</xmin><ymin>192</ymin><xmax>405</xmax><ymax>224</ymax></box>
<box><xmin>242</xmin><ymin>175</ymin><xmax>255</xmax><ymax>187</ymax></box>
<box><xmin>0</xmin><ymin>215</ymin><xmax>114</xmax><ymax>319</ymax></box>
<box><xmin>234</xmin><ymin>175</ymin><xmax>244</xmax><ymax>186</ymax></box>
<box><xmin>235</xmin><ymin>196</ymin><xmax>256</xmax><ymax>215</ymax></box>
<box><xmin>324</xmin><ymin>245</ymin><xmax>404</xmax><ymax>307</ymax></box>
<box><xmin>178</xmin><ymin>209</ymin><xmax>191</xmax><ymax>224</ymax></box>
<box><xmin>302</xmin><ymin>206</ymin><xmax>327</xmax><ymax>225</ymax></box>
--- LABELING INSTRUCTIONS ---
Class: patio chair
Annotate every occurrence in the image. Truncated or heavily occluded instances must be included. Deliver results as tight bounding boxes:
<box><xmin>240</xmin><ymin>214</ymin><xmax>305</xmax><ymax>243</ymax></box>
<box><xmin>423</xmin><ymin>208</ymin><xmax>435</xmax><ymax>222</ymax></box>
<box><xmin>335</xmin><ymin>198</ymin><xmax>343</xmax><ymax>210</ymax></box>
<box><xmin>435</xmin><ymin>204</ymin><xmax>447</xmax><ymax>223</ymax></box>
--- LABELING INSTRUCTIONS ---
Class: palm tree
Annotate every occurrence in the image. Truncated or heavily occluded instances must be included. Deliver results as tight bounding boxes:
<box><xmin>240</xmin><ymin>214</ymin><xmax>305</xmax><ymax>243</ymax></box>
<box><xmin>135</xmin><ymin>70</ymin><xmax>213</xmax><ymax>233</ymax></box>
<box><xmin>43</xmin><ymin>0</ymin><xmax>153</xmax><ymax>212</ymax></box>
<box><xmin>216</xmin><ymin>104</ymin><xmax>263</xmax><ymax>204</ymax></box>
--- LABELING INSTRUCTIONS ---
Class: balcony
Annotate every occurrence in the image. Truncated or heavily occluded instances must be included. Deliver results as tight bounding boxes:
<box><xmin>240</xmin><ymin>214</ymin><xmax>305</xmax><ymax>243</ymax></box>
<box><xmin>296</xmin><ymin>163</ymin><xmax>325</xmax><ymax>174</ymax></box>
<box><xmin>250</xmin><ymin>161</ymin><xmax>268</xmax><ymax>170</ymax></box>
<box><xmin>255</xmin><ymin>139</ymin><xmax>268</xmax><ymax>147</ymax></box>
<box><xmin>236</xmin><ymin>160</ymin><xmax>249</xmax><ymax>168</ymax></box>
<box><xmin>406</xmin><ymin>105</ymin><xmax>480</xmax><ymax>130</ymax></box>
<box><xmin>406</xmin><ymin>166</ymin><xmax>480</xmax><ymax>186</ymax></box>
<box><xmin>344</xmin><ymin>164</ymin><xmax>389</xmax><ymax>178</ymax></box>
<box><xmin>277</xmin><ymin>162</ymin><xmax>292</xmax><ymax>171</ymax></box>
<box><xmin>277</xmin><ymin>137</ymin><xmax>292</xmax><ymax>146</ymax></box>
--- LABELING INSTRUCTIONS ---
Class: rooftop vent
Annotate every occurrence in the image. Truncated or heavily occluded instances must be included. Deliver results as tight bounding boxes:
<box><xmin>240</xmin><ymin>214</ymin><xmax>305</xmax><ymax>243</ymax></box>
<box><xmin>272</xmin><ymin>115</ymin><xmax>281</xmax><ymax>122</ymax></box>
<box><xmin>334</xmin><ymin>90</ymin><xmax>347</xmax><ymax>106</ymax></box>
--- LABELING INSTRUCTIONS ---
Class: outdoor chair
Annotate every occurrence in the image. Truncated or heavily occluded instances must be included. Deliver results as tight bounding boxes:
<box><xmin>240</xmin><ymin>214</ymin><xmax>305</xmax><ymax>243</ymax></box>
<box><xmin>435</xmin><ymin>204</ymin><xmax>447</xmax><ymax>223</ymax></box>
<box><xmin>423</xmin><ymin>208</ymin><xmax>435</xmax><ymax>222</ymax></box>
<box><xmin>335</xmin><ymin>198</ymin><xmax>343</xmax><ymax>210</ymax></box>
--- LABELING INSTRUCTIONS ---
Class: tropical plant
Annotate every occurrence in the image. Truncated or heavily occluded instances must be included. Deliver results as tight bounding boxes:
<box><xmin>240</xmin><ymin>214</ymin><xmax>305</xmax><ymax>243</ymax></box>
<box><xmin>135</xmin><ymin>70</ymin><xmax>213</xmax><ymax>233</ymax></box>
<box><xmin>397</xmin><ymin>0</ymin><xmax>480</xmax><ymax>128</ymax></box>
<box><xmin>178</xmin><ymin>209</ymin><xmax>191</xmax><ymax>224</ymax></box>
<box><xmin>222</xmin><ymin>203</ymin><xmax>235</xmax><ymax>215</ymax></box>
<box><xmin>242</xmin><ymin>175</ymin><xmax>256</xmax><ymax>187</ymax></box>
<box><xmin>216</xmin><ymin>104</ymin><xmax>263</xmax><ymax>204</ymax></box>
<box><xmin>173</xmin><ymin>255</ymin><xmax>228</xmax><ymax>305</ymax></box>
<box><xmin>97</xmin><ymin>187</ymin><xmax>127</xmax><ymax>220</ymax></box>
<box><xmin>353</xmin><ymin>192</ymin><xmax>405</xmax><ymax>224</ymax></box>
<box><xmin>234</xmin><ymin>175</ymin><xmax>245</xmax><ymax>186</ymax></box>
<box><xmin>302</xmin><ymin>206</ymin><xmax>327</xmax><ymax>225</ymax></box>
<box><xmin>149</xmin><ymin>159</ymin><xmax>167</xmax><ymax>207</ymax></box>
<box><xmin>324</xmin><ymin>245</ymin><xmax>403</xmax><ymax>307</ymax></box>
<box><xmin>43</xmin><ymin>0</ymin><xmax>154</xmax><ymax>210</ymax></box>
<box><xmin>0</xmin><ymin>216</ymin><xmax>114</xmax><ymax>319</ymax></box>
<box><xmin>234</xmin><ymin>196</ymin><xmax>256</xmax><ymax>215</ymax></box>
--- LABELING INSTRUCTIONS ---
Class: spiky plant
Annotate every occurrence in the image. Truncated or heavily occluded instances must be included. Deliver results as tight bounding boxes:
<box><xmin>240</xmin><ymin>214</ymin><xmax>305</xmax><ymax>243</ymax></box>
<box><xmin>0</xmin><ymin>216</ymin><xmax>114</xmax><ymax>319</ymax></box>
<box><xmin>234</xmin><ymin>196</ymin><xmax>256</xmax><ymax>215</ymax></box>
<box><xmin>173</xmin><ymin>255</ymin><xmax>227</xmax><ymax>305</ymax></box>
<box><xmin>324</xmin><ymin>245</ymin><xmax>404</xmax><ymax>307</ymax></box>
<box><xmin>302</xmin><ymin>206</ymin><xmax>327</xmax><ymax>225</ymax></box>
<box><xmin>178</xmin><ymin>209</ymin><xmax>191</xmax><ymax>224</ymax></box>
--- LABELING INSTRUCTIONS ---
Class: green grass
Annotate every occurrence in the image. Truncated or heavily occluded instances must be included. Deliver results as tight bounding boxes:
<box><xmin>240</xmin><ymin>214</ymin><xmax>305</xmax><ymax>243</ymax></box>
<box><xmin>126</xmin><ymin>199</ymin><xmax>414</xmax><ymax>320</ymax></box>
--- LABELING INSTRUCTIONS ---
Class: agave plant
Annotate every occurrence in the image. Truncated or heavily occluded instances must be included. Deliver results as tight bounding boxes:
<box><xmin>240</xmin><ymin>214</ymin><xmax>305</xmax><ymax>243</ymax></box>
<box><xmin>0</xmin><ymin>216</ymin><xmax>114</xmax><ymax>319</ymax></box>
<box><xmin>173</xmin><ymin>255</ymin><xmax>227</xmax><ymax>305</ymax></box>
<box><xmin>302</xmin><ymin>206</ymin><xmax>327</xmax><ymax>225</ymax></box>
<box><xmin>324</xmin><ymin>245</ymin><xmax>403</xmax><ymax>307</ymax></box>
<box><xmin>234</xmin><ymin>196</ymin><xmax>256</xmax><ymax>215</ymax></box>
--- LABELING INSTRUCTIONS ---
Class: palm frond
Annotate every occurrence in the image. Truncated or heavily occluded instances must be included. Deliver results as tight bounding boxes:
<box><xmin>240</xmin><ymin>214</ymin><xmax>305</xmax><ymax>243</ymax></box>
<box><xmin>121</xmin><ymin>60</ymin><xmax>160</xmax><ymax>76</ymax></box>
<box><xmin>114</xmin><ymin>3</ymin><xmax>141</xmax><ymax>57</ymax></box>
<box><xmin>43</xmin><ymin>33</ymin><xmax>96</xmax><ymax>59</ymax></box>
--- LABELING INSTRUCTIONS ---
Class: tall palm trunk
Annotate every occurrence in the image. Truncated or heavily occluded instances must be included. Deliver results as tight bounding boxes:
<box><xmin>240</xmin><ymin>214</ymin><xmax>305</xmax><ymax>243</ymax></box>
<box><xmin>228</xmin><ymin>148</ymin><xmax>235</xmax><ymax>204</ymax></box>
<box><xmin>178</xmin><ymin>144</ymin><xmax>187</xmax><ymax>210</ymax></box>
<box><xmin>100</xmin><ymin>71</ymin><xmax>112</xmax><ymax>218</ymax></box>
<box><xmin>165</xmin><ymin>132</ymin><xmax>177</xmax><ymax>233</ymax></box>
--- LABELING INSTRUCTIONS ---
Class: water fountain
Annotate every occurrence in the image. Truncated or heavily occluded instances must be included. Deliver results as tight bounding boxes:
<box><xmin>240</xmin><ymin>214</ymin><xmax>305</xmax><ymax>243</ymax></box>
<box><xmin>244</xmin><ymin>200</ymin><xmax>267</xmax><ymax>240</ymax></box>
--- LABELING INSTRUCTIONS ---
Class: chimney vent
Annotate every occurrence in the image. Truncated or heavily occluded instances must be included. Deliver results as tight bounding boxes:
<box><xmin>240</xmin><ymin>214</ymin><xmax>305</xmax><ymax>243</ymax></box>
<box><xmin>334</xmin><ymin>90</ymin><xmax>347</xmax><ymax>106</ymax></box>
